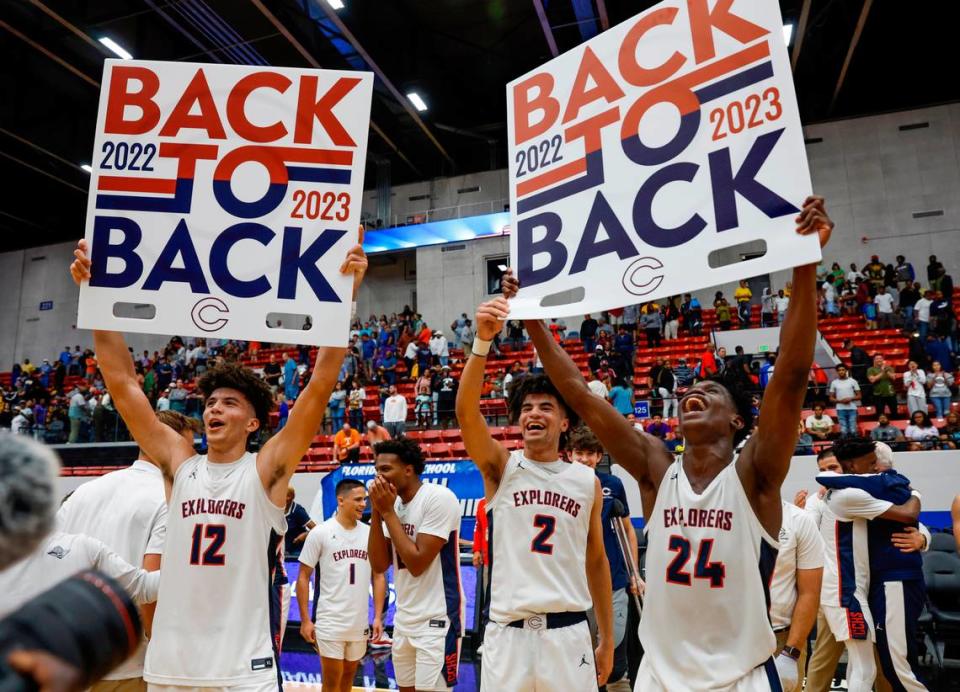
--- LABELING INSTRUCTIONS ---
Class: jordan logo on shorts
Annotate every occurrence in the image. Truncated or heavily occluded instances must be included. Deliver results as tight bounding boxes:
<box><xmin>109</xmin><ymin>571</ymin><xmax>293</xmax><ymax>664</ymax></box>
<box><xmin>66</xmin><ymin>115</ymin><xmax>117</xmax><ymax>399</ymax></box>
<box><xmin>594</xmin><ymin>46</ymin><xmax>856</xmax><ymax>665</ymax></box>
<box><xmin>578</xmin><ymin>654</ymin><xmax>589</xmax><ymax>668</ymax></box>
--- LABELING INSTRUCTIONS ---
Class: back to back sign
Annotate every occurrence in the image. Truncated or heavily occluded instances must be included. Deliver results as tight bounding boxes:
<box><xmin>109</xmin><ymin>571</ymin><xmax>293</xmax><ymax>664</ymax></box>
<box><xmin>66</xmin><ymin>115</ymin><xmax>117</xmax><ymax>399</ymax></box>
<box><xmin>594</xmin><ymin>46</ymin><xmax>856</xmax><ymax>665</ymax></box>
<box><xmin>507</xmin><ymin>0</ymin><xmax>819</xmax><ymax>318</ymax></box>
<box><xmin>79</xmin><ymin>60</ymin><xmax>372</xmax><ymax>345</ymax></box>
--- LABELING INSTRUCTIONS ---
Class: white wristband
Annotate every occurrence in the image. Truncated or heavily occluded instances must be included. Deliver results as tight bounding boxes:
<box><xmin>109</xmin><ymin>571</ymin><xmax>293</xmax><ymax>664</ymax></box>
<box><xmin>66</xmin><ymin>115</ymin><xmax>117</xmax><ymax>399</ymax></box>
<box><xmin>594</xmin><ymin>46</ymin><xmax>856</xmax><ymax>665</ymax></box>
<box><xmin>472</xmin><ymin>337</ymin><xmax>492</xmax><ymax>357</ymax></box>
<box><xmin>911</xmin><ymin>489</ymin><xmax>922</xmax><ymax>501</ymax></box>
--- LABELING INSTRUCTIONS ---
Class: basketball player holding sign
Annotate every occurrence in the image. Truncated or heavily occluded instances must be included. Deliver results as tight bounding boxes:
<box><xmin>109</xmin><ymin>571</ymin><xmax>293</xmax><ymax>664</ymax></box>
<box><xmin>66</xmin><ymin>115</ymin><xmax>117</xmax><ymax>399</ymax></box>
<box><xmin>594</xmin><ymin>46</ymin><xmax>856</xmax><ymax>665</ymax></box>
<box><xmin>70</xmin><ymin>236</ymin><xmax>367</xmax><ymax>692</ymax></box>
<box><xmin>456</xmin><ymin>310</ymin><xmax>614</xmax><ymax>688</ymax></box>
<box><xmin>297</xmin><ymin>479</ymin><xmax>386</xmax><ymax>692</ymax></box>
<box><xmin>504</xmin><ymin>196</ymin><xmax>834</xmax><ymax>690</ymax></box>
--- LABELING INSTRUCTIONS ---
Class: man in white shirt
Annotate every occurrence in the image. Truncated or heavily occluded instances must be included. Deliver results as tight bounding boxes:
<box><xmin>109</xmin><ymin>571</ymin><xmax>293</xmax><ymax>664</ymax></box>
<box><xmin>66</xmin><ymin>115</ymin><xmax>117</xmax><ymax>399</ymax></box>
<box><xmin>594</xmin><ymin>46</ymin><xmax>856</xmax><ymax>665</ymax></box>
<box><xmin>57</xmin><ymin>409</ymin><xmax>198</xmax><ymax>691</ymax></box>
<box><xmin>429</xmin><ymin>331</ymin><xmax>449</xmax><ymax>368</ymax></box>
<box><xmin>587</xmin><ymin>371</ymin><xmax>608</xmax><ymax>399</ymax></box>
<box><xmin>874</xmin><ymin>287</ymin><xmax>895</xmax><ymax>328</ymax></box>
<box><xmin>775</xmin><ymin>289</ymin><xmax>790</xmax><ymax>322</ymax></box>
<box><xmin>368</xmin><ymin>439</ymin><xmax>463</xmax><ymax>691</ymax></box>
<box><xmin>383</xmin><ymin>385</ymin><xmax>409</xmax><ymax>439</ymax></box>
<box><xmin>770</xmin><ymin>501</ymin><xmax>824</xmax><ymax>691</ymax></box>
<box><xmin>829</xmin><ymin>365</ymin><xmax>862</xmax><ymax>436</ymax></box>
<box><xmin>298</xmin><ymin>479</ymin><xmax>386</xmax><ymax>692</ymax></box>
<box><xmin>805</xmin><ymin>404</ymin><xmax>835</xmax><ymax>441</ymax></box>
<box><xmin>914</xmin><ymin>290</ymin><xmax>934</xmax><ymax>341</ymax></box>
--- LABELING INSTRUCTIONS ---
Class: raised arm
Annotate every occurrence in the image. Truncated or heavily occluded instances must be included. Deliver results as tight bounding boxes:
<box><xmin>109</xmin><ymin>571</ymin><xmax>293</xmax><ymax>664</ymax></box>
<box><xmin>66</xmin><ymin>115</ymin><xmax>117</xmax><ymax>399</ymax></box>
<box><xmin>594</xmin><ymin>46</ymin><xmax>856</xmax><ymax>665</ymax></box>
<box><xmin>367</xmin><ymin>506</ymin><xmax>392</xmax><ymax>575</ymax></box>
<box><xmin>738</xmin><ymin>198</ymin><xmax>834</xmax><ymax>513</ymax></box>
<box><xmin>455</xmin><ymin>299</ymin><xmax>510</xmax><ymax>499</ymax></box>
<box><xmin>259</xmin><ymin>239</ymin><xmax>367</xmax><ymax>503</ymax></box>
<box><xmin>70</xmin><ymin>240</ymin><xmax>193</xmax><ymax>479</ymax></box>
<box><xmin>514</xmin><ymin>298</ymin><xmax>670</xmax><ymax>519</ymax></box>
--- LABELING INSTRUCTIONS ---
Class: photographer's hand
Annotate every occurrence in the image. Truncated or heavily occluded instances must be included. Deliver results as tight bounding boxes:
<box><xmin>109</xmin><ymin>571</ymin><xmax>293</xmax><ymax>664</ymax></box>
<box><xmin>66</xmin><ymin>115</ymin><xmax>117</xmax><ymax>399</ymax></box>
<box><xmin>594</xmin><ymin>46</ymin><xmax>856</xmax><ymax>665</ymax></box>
<box><xmin>8</xmin><ymin>650</ymin><xmax>85</xmax><ymax>692</ymax></box>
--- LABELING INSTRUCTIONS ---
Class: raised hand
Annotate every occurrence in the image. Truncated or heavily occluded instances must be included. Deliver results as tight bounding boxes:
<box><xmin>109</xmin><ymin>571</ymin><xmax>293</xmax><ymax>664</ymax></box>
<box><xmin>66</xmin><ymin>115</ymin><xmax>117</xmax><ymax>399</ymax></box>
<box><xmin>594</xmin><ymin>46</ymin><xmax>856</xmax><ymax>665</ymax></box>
<box><xmin>793</xmin><ymin>489</ymin><xmax>809</xmax><ymax>508</ymax></box>
<box><xmin>70</xmin><ymin>239</ymin><xmax>91</xmax><ymax>286</ymax></box>
<box><xmin>340</xmin><ymin>225</ymin><xmax>368</xmax><ymax>300</ymax></box>
<box><xmin>501</xmin><ymin>267</ymin><xmax>519</xmax><ymax>300</ymax></box>
<box><xmin>795</xmin><ymin>195</ymin><xmax>834</xmax><ymax>249</ymax></box>
<box><xmin>369</xmin><ymin>476</ymin><xmax>398</xmax><ymax>516</ymax></box>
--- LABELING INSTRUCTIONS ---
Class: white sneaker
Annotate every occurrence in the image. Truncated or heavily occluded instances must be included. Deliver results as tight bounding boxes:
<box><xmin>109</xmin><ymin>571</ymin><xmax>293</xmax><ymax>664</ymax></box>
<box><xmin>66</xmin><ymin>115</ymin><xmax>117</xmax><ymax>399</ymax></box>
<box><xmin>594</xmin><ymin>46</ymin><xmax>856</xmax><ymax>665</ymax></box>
<box><xmin>369</xmin><ymin>632</ymin><xmax>393</xmax><ymax>649</ymax></box>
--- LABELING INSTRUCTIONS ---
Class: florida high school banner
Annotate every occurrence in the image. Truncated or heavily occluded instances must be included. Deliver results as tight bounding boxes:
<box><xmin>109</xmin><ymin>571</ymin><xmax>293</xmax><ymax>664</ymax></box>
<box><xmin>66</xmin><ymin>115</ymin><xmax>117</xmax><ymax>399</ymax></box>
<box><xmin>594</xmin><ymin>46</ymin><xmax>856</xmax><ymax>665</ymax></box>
<box><xmin>79</xmin><ymin>60</ymin><xmax>373</xmax><ymax>346</ymax></box>
<box><xmin>506</xmin><ymin>0</ymin><xmax>819</xmax><ymax>318</ymax></box>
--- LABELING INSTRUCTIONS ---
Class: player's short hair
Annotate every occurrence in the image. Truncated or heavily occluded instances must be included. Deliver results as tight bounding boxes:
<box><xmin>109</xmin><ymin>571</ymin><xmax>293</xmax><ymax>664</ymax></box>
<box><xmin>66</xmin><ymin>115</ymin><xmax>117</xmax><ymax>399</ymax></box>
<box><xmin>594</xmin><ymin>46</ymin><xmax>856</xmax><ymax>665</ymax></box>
<box><xmin>374</xmin><ymin>438</ymin><xmax>426</xmax><ymax>475</ymax></box>
<box><xmin>335</xmin><ymin>478</ymin><xmax>365</xmax><ymax>497</ymax></box>
<box><xmin>704</xmin><ymin>371</ymin><xmax>755</xmax><ymax>446</ymax></box>
<box><xmin>196</xmin><ymin>363</ymin><xmax>274</xmax><ymax>433</ymax></box>
<box><xmin>507</xmin><ymin>374</ymin><xmax>580</xmax><ymax>430</ymax></box>
<box><xmin>816</xmin><ymin>446</ymin><xmax>837</xmax><ymax>462</ymax></box>
<box><xmin>831</xmin><ymin>435</ymin><xmax>876</xmax><ymax>462</ymax></box>
<box><xmin>567</xmin><ymin>426</ymin><xmax>604</xmax><ymax>454</ymax></box>
<box><xmin>156</xmin><ymin>409</ymin><xmax>202</xmax><ymax>436</ymax></box>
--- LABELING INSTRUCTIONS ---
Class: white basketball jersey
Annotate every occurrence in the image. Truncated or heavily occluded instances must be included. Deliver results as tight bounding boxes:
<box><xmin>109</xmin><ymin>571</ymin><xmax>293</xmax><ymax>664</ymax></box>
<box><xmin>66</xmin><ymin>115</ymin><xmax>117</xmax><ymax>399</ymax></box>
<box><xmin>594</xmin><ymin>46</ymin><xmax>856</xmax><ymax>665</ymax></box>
<box><xmin>486</xmin><ymin>452</ymin><xmax>594</xmax><ymax>623</ymax></box>
<box><xmin>299</xmin><ymin>517</ymin><xmax>371</xmax><ymax>641</ymax></box>
<box><xmin>639</xmin><ymin>458</ymin><xmax>778</xmax><ymax>689</ymax></box>
<box><xmin>144</xmin><ymin>453</ymin><xmax>286</xmax><ymax>687</ymax></box>
<box><xmin>387</xmin><ymin>482</ymin><xmax>463</xmax><ymax>637</ymax></box>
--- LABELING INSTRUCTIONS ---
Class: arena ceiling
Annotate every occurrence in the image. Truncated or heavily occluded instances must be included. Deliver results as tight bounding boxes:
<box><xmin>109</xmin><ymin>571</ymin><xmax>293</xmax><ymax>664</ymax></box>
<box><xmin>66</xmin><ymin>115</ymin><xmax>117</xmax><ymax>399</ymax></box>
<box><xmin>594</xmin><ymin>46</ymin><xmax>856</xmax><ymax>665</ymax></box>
<box><xmin>1</xmin><ymin>0</ymin><xmax>958</xmax><ymax>249</ymax></box>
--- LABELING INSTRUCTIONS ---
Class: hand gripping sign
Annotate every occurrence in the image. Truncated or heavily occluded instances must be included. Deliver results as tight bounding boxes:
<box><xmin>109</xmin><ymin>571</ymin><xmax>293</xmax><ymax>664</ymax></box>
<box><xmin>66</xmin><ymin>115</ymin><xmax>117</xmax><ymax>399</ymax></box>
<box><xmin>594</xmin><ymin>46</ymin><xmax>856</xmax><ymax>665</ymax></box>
<box><xmin>506</xmin><ymin>0</ymin><xmax>819</xmax><ymax>318</ymax></box>
<box><xmin>78</xmin><ymin>60</ymin><xmax>373</xmax><ymax>346</ymax></box>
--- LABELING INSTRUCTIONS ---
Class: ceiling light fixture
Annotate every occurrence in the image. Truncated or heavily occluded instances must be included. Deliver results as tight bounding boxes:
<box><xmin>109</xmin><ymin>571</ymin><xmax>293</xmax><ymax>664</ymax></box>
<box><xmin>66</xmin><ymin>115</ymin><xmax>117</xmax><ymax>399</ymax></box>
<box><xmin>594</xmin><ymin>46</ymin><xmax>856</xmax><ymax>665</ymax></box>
<box><xmin>81</xmin><ymin>164</ymin><xmax>92</xmax><ymax>173</ymax></box>
<box><xmin>782</xmin><ymin>23</ymin><xmax>794</xmax><ymax>45</ymax></box>
<box><xmin>98</xmin><ymin>37</ymin><xmax>133</xmax><ymax>60</ymax></box>
<box><xmin>407</xmin><ymin>92</ymin><xmax>428</xmax><ymax>112</ymax></box>
<box><xmin>326</xmin><ymin>0</ymin><xmax>345</xmax><ymax>9</ymax></box>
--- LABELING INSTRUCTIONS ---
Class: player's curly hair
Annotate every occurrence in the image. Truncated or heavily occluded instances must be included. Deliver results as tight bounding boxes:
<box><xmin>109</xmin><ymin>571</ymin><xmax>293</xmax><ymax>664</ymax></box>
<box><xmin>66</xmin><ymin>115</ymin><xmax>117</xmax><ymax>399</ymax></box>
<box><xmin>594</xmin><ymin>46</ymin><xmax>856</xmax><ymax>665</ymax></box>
<box><xmin>831</xmin><ymin>435</ymin><xmax>876</xmax><ymax>462</ymax></box>
<box><xmin>196</xmin><ymin>363</ymin><xmax>274</xmax><ymax>435</ymax></box>
<box><xmin>704</xmin><ymin>370</ymin><xmax>755</xmax><ymax>446</ymax></box>
<box><xmin>374</xmin><ymin>438</ymin><xmax>427</xmax><ymax>475</ymax></box>
<box><xmin>566</xmin><ymin>426</ymin><xmax>604</xmax><ymax>454</ymax></box>
<box><xmin>507</xmin><ymin>374</ymin><xmax>580</xmax><ymax>429</ymax></box>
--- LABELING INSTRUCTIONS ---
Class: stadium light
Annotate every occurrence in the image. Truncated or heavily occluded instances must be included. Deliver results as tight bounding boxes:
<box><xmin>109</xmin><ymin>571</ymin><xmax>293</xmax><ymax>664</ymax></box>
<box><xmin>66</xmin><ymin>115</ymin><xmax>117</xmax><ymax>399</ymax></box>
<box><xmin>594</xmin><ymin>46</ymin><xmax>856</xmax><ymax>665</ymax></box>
<box><xmin>326</xmin><ymin>0</ymin><xmax>345</xmax><ymax>9</ymax></box>
<box><xmin>407</xmin><ymin>92</ymin><xmax>428</xmax><ymax>112</ymax></box>
<box><xmin>783</xmin><ymin>23</ymin><xmax>794</xmax><ymax>45</ymax></box>
<box><xmin>98</xmin><ymin>37</ymin><xmax>133</xmax><ymax>60</ymax></box>
<box><xmin>80</xmin><ymin>164</ymin><xmax>92</xmax><ymax>173</ymax></box>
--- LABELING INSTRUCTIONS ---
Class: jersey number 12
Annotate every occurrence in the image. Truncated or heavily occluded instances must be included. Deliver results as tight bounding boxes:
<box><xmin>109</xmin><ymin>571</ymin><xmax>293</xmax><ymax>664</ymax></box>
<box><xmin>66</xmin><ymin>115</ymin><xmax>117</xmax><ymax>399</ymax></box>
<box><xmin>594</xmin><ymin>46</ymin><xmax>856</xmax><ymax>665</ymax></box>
<box><xmin>190</xmin><ymin>524</ymin><xmax>226</xmax><ymax>566</ymax></box>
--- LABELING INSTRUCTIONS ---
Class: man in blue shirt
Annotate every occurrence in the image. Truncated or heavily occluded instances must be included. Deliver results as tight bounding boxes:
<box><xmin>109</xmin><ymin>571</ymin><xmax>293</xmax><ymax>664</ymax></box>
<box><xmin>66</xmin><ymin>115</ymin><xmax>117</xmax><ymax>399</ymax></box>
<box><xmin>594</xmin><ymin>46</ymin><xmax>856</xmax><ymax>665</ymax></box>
<box><xmin>817</xmin><ymin>437</ymin><xmax>928</xmax><ymax>691</ymax></box>
<box><xmin>568</xmin><ymin>427</ymin><xmax>641</xmax><ymax>692</ymax></box>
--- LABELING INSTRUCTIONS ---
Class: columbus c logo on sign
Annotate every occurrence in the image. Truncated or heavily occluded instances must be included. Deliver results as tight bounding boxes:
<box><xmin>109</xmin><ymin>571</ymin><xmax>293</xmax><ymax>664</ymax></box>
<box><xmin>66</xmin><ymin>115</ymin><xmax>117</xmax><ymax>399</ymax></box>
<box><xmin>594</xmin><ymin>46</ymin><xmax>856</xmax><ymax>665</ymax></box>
<box><xmin>191</xmin><ymin>297</ymin><xmax>230</xmax><ymax>332</ymax></box>
<box><xmin>622</xmin><ymin>256</ymin><xmax>664</xmax><ymax>297</ymax></box>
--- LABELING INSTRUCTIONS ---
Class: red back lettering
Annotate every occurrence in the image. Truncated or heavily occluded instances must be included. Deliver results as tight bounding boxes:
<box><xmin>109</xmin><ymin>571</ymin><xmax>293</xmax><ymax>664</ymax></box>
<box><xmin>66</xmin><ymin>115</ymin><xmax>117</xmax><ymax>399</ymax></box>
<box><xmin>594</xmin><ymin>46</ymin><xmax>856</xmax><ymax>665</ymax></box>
<box><xmin>105</xmin><ymin>66</ymin><xmax>161</xmax><ymax>135</ymax></box>
<box><xmin>294</xmin><ymin>76</ymin><xmax>360</xmax><ymax>146</ymax></box>
<box><xmin>687</xmin><ymin>0</ymin><xmax>768</xmax><ymax>64</ymax></box>
<box><xmin>226</xmin><ymin>72</ymin><xmax>292</xmax><ymax>143</ymax></box>
<box><xmin>512</xmin><ymin>72</ymin><xmax>559</xmax><ymax>146</ymax></box>
<box><xmin>562</xmin><ymin>47</ymin><xmax>625</xmax><ymax>124</ymax></box>
<box><xmin>158</xmin><ymin>69</ymin><xmax>226</xmax><ymax>139</ymax></box>
<box><xmin>618</xmin><ymin>7</ymin><xmax>686</xmax><ymax>87</ymax></box>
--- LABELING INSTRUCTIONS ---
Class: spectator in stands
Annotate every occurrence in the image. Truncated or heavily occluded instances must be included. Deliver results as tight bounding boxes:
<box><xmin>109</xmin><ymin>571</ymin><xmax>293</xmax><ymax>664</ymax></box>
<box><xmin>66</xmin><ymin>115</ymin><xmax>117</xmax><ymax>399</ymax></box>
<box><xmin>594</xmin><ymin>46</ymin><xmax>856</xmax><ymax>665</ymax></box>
<box><xmin>588</xmin><ymin>345</ymin><xmax>607</xmax><ymax>375</ymax></box>
<box><xmin>168</xmin><ymin>379</ymin><xmax>188</xmax><ymax>414</ymax></box>
<box><xmin>926</xmin><ymin>333</ymin><xmax>954</xmax><ymax>375</ymax></box>
<box><xmin>914</xmin><ymin>289</ymin><xmax>934</xmax><ymax>342</ymax></box>
<box><xmin>414</xmin><ymin>371</ymin><xmax>433</xmax><ymax>428</ymax></box>
<box><xmin>10</xmin><ymin>406</ymin><xmax>32</xmax><ymax>436</ymax></box>
<box><xmin>865</xmin><ymin>255</ymin><xmax>885</xmax><ymax>294</ymax></box>
<box><xmin>895</xmin><ymin>255</ymin><xmax>915</xmax><ymax>287</ymax></box>
<box><xmin>402</xmin><ymin>338</ymin><xmax>418</xmax><ymax>375</ymax></box>
<box><xmin>347</xmin><ymin>382</ymin><xmax>365</xmax><ymax>428</ymax></box>
<box><xmin>868</xmin><ymin>354</ymin><xmax>898</xmax><ymax>417</ymax></box>
<box><xmin>437</xmin><ymin>366</ymin><xmax>458</xmax><ymax>429</ymax></box>
<box><xmin>608</xmin><ymin>378</ymin><xmax>634</xmax><ymax>416</ymax></box>
<box><xmin>379</xmin><ymin>348</ymin><xmax>397</xmax><ymax>385</ymax></box>
<box><xmin>263</xmin><ymin>354</ymin><xmax>281</xmax><ymax>392</ymax></box>
<box><xmin>673</xmin><ymin>358</ymin><xmax>694</xmax><ymax>388</ymax></box>
<box><xmin>639</xmin><ymin>304</ymin><xmax>662</xmax><ymax>347</ymax></box>
<box><xmin>761</xmin><ymin>288</ymin><xmax>776</xmax><ymax>327</ymax></box>
<box><xmin>67</xmin><ymin>384</ymin><xmax>88</xmax><ymax>443</ymax></box>
<box><xmin>686</xmin><ymin>295</ymin><xmax>703</xmax><ymax>335</ymax></box>
<box><xmin>932</xmin><ymin>288</ymin><xmax>956</xmax><ymax>350</ymax></box>
<box><xmin>759</xmin><ymin>353</ymin><xmax>776</xmax><ymax>389</ymax></box>
<box><xmin>904</xmin><ymin>410</ymin><xmax>939</xmax><ymax>451</ymax></box>
<box><xmin>625</xmin><ymin>413</ymin><xmax>644</xmax><ymax>433</ymax></box>
<box><xmin>156</xmin><ymin>388</ymin><xmax>170</xmax><ymax>412</ymax></box>
<box><xmin>862</xmin><ymin>293</ymin><xmax>878</xmax><ymax>329</ymax></box>
<box><xmin>926</xmin><ymin>360</ymin><xmax>954</xmax><ymax>419</ymax></box>
<box><xmin>822</xmin><ymin>278</ymin><xmax>839</xmax><ymax>316</ymax></box>
<box><xmin>623</xmin><ymin>303</ymin><xmax>640</xmax><ymax>333</ymax></box>
<box><xmin>927</xmin><ymin>255</ymin><xmax>943</xmax><ymax>287</ymax></box>
<box><xmin>429</xmin><ymin>330</ymin><xmax>449</xmax><ymax>367</ymax></box>
<box><xmin>587</xmin><ymin>370</ymin><xmax>608</xmax><ymax>399</ymax></box>
<box><xmin>275</xmin><ymin>394</ymin><xmax>290</xmax><ymax>432</ymax></box>
<box><xmin>53</xmin><ymin>359</ymin><xmax>66</xmax><ymax>393</ymax></box>
<box><xmin>663</xmin><ymin>297</ymin><xmax>681</xmax><ymax>340</ymax></box>
<box><xmin>505</xmin><ymin>320</ymin><xmax>524</xmax><ymax>350</ymax></box>
<box><xmin>644</xmin><ymin>414</ymin><xmax>672</xmax><ymax>439</ymax></box>
<box><xmin>903</xmin><ymin>361</ymin><xmax>927</xmax><ymax>415</ymax></box>
<box><xmin>734</xmin><ymin>280</ymin><xmax>753</xmax><ymax>327</ymax></box>
<box><xmin>281</xmin><ymin>353</ymin><xmax>299</xmax><ymax>402</ymax></box>
<box><xmin>938</xmin><ymin>266</ymin><xmax>954</xmax><ymax>302</ymax></box>
<box><xmin>828</xmin><ymin>365</ymin><xmax>861</xmax><ymax>436</ymax></box>
<box><xmin>773</xmin><ymin>288</ymin><xmax>790</xmax><ymax>325</ymax></box>
<box><xmin>414</xmin><ymin>341</ymin><xmax>432</xmax><ymax>378</ymax></box>
<box><xmin>794</xmin><ymin>422</ymin><xmax>814</xmax><ymax>456</ymax></box>
<box><xmin>870</xmin><ymin>414</ymin><xmax>905</xmax><ymax>451</ymax></box>
<box><xmin>360</xmin><ymin>332</ymin><xmax>376</xmax><ymax>373</ymax></box>
<box><xmin>334</xmin><ymin>422</ymin><xmax>361</xmax><ymax>464</ymax></box>
<box><xmin>366</xmin><ymin>419</ymin><xmax>391</xmax><ymax>446</ymax></box>
<box><xmin>459</xmin><ymin>319</ymin><xmax>475</xmax><ymax>358</ymax></box>
<box><xmin>846</xmin><ymin>262</ymin><xmax>863</xmax><ymax>284</ymax></box>
<box><xmin>804</xmin><ymin>404</ymin><xmax>834</xmax><ymax>442</ymax></box>
<box><xmin>714</xmin><ymin>292</ymin><xmax>732</xmax><ymax>330</ymax></box>
<box><xmin>382</xmin><ymin>385</ymin><xmax>408</xmax><ymax>439</ymax></box>
<box><xmin>899</xmin><ymin>281</ymin><xmax>919</xmax><ymax>331</ymax></box>
<box><xmin>327</xmin><ymin>381</ymin><xmax>346</xmax><ymax>431</ymax></box>
<box><xmin>874</xmin><ymin>286</ymin><xmax>895</xmax><ymax>329</ymax></box>
<box><xmin>548</xmin><ymin>318</ymin><xmax>567</xmax><ymax>343</ymax></box>
<box><xmin>579</xmin><ymin>314</ymin><xmax>599</xmax><ymax>353</ymax></box>
<box><xmin>614</xmin><ymin>326</ymin><xmax>634</xmax><ymax>371</ymax></box>
<box><xmin>939</xmin><ymin>412</ymin><xmax>960</xmax><ymax>449</ymax></box>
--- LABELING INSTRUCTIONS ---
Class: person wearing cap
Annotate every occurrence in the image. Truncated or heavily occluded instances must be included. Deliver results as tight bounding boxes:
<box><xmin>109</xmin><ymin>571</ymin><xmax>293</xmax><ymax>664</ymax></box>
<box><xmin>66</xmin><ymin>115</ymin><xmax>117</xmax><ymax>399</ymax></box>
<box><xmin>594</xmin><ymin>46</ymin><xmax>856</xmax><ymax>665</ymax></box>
<box><xmin>429</xmin><ymin>329</ymin><xmax>449</xmax><ymax>367</ymax></box>
<box><xmin>673</xmin><ymin>358</ymin><xmax>694</xmax><ymax>388</ymax></box>
<box><xmin>156</xmin><ymin>389</ymin><xmax>171</xmax><ymax>412</ymax></box>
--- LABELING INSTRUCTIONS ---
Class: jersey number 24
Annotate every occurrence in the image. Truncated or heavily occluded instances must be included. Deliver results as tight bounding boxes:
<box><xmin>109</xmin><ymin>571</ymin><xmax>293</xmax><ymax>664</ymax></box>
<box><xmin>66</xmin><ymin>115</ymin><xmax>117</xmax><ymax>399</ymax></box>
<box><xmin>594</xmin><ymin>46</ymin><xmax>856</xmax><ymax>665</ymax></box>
<box><xmin>665</xmin><ymin>535</ymin><xmax>725</xmax><ymax>587</ymax></box>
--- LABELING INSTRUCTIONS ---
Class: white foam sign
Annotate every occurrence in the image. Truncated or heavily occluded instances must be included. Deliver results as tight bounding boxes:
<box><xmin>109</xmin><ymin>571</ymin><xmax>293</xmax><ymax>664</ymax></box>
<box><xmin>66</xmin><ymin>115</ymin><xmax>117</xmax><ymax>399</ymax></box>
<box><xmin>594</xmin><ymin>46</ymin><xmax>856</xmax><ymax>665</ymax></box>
<box><xmin>506</xmin><ymin>0</ymin><xmax>819</xmax><ymax>317</ymax></box>
<box><xmin>78</xmin><ymin>59</ymin><xmax>373</xmax><ymax>345</ymax></box>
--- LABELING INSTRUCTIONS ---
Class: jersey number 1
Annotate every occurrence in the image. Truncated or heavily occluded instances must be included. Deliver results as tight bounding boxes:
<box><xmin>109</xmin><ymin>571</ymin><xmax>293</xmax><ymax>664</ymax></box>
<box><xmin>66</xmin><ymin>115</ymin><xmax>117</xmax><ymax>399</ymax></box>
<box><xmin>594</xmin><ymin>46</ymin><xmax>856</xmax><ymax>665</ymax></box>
<box><xmin>190</xmin><ymin>524</ymin><xmax>226</xmax><ymax>566</ymax></box>
<box><xmin>665</xmin><ymin>536</ymin><xmax>725</xmax><ymax>587</ymax></box>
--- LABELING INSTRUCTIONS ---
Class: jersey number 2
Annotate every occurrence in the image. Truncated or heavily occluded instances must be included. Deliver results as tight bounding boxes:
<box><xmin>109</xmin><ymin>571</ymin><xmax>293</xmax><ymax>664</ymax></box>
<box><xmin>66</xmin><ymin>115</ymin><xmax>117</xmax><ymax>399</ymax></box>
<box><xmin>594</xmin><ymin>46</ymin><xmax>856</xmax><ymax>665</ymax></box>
<box><xmin>190</xmin><ymin>524</ymin><xmax>226</xmax><ymax>566</ymax></box>
<box><xmin>665</xmin><ymin>536</ymin><xmax>725</xmax><ymax>587</ymax></box>
<box><xmin>531</xmin><ymin>514</ymin><xmax>556</xmax><ymax>555</ymax></box>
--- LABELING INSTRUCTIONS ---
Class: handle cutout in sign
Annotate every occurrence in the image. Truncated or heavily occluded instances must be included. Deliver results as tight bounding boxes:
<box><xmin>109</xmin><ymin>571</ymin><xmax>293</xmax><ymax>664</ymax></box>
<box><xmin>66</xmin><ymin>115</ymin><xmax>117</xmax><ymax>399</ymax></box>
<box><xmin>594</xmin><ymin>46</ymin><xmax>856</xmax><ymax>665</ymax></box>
<box><xmin>112</xmin><ymin>302</ymin><xmax>157</xmax><ymax>319</ymax></box>
<box><xmin>707</xmin><ymin>239</ymin><xmax>768</xmax><ymax>269</ymax></box>
<box><xmin>538</xmin><ymin>286</ymin><xmax>586</xmax><ymax>309</ymax></box>
<box><xmin>265</xmin><ymin>313</ymin><xmax>313</xmax><ymax>331</ymax></box>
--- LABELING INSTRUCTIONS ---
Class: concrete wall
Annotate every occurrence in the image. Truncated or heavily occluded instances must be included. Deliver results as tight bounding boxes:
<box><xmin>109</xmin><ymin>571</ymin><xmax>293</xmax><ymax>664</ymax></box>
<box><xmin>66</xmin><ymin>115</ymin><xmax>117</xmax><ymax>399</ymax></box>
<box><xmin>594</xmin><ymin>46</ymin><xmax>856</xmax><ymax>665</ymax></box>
<box><xmin>361</xmin><ymin>169</ymin><xmax>509</xmax><ymax>226</ymax></box>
